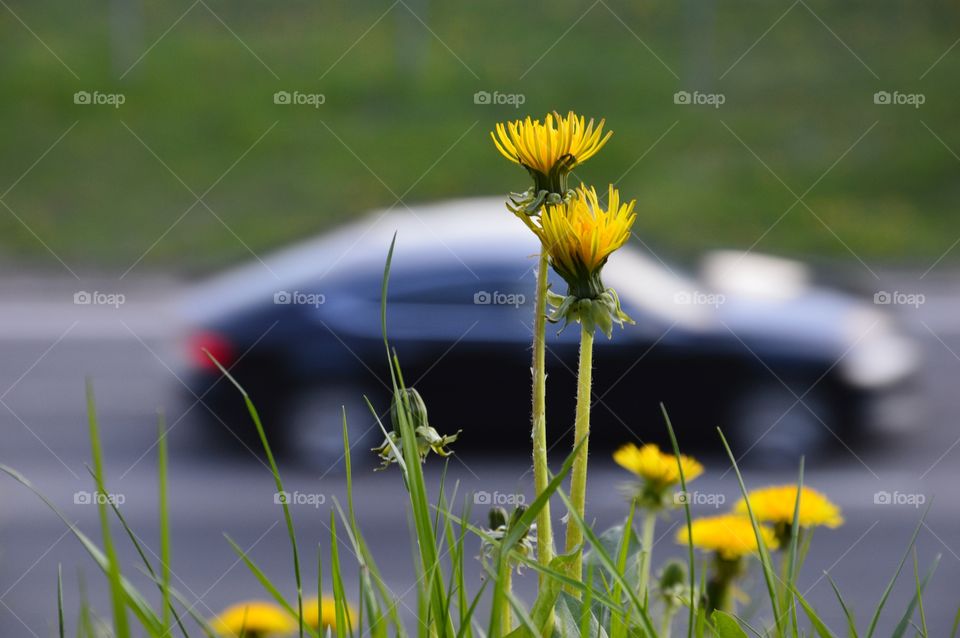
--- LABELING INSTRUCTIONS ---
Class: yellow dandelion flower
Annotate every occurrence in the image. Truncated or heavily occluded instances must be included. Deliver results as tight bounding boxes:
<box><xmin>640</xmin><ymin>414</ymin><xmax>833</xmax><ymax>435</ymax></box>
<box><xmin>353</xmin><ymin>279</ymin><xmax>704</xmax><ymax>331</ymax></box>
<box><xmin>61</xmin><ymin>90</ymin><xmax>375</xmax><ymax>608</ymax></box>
<box><xmin>614</xmin><ymin>443</ymin><xmax>703</xmax><ymax>487</ymax></box>
<box><xmin>735</xmin><ymin>485</ymin><xmax>844</xmax><ymax>529</ymax></box>
<box><xmin>303</xmin><ymin>596</ymin><xmax>357</xmax><ymax>634</ymax></box>
<box><xmin>677</xmin><ymin>514</ymin><xmax>778</xmax><ymax>560</ymax></box>
<box><xmin>211</xmin><ymin>601</ymin><xmax>295</xmax><ymax>637</ymax></box>
<box><xmin>491</xmin><ymin>111</ymin><xmax>612</xmax><ymax>197</ymax></box>
<box><xmin>537</xmin><ymin>184</ymin><xmax>635</xmax><ymax>298</ymax></box>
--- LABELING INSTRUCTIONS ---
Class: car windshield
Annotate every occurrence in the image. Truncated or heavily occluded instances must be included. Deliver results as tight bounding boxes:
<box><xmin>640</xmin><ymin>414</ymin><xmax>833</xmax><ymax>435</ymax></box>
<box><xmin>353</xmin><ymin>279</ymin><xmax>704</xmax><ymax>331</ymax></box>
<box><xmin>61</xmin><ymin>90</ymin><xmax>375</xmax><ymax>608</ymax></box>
<box><xmin>604</xmin><ymin>247</ymin><xmax>715</xmax><ymax>329</ymax></box>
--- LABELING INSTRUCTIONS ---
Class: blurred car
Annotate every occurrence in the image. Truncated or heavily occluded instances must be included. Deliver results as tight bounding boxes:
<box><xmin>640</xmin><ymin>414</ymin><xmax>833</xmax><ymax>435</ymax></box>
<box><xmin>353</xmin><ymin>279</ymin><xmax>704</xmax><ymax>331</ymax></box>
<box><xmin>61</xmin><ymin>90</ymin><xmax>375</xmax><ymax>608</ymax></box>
<box><xmin>178</xmin><ymin>198</ymin><xmax>920</xmax><ymax>466</ymax></box>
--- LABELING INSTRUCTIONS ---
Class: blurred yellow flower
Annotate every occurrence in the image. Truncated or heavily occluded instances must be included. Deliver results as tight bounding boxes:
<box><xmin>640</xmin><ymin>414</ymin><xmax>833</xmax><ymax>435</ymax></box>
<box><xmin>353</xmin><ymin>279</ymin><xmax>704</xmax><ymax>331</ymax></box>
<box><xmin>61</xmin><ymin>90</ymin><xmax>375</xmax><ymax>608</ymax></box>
<box><xmin>303</xmin><ymin>596</ymin><xmax>357</xmax><ymax>633</ymax></box>
<box><xmin>211</xmin><ymin>601</ymin><xmax>295</xmax><ymax>637</ymax></box>
<box><xmin>677</xmin><ymin>515</ymin><xmax>778</xmax><ymax>560</ymax></box>
<box><xmin>491</xmin><ymin>112</ymin><xmax>612</xmax><ymax>197</ymax></box>
<box><xmin>735</xmin><ymin>485</ymin><xmax>844</xmax><ymax>529</ymax></box>
<box><xmin>614</xmin><ymin>442</ymin><xmax>703</xmax><ymax>487</ymax></box>
<box><xmin>537</xmin><ymin>184</ymin><xmax>635</xmax><ymax>298</ymax></box>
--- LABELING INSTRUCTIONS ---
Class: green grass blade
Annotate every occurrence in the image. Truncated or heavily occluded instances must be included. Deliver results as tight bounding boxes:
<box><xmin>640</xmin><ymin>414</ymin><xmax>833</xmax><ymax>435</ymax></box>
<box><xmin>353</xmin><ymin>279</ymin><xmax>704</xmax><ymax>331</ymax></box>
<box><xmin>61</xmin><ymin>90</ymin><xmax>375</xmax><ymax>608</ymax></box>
<box><xmin>85</xmin><ymin>381</ymin><xmax>131</xmax><ymax>638</ymax></box>
<box><xmin>865</xmin><ymin>502</ymin><xmax>930</xmax><ymax>638</ymax></box>
<box><xmin>890</xmin><ymin>550</ymin><xmax>938</xmax><ymax>638</ymax></box>
<box><xmin>712</xmin><ymin>610</ymin><xmax>750</xmax><ymax>637</ymax></box>
<box><xmin>57</xmin><ymin>564</ymin><xmax>65</xmax><ymax>638</ymax></box>
<box><xmin>824</xmin><ymin>573</ymin><xmax>858</xmax><ymax>637</ymax></box>
<box><xmin>784</xmin><ymin>458</ymin><xmax>805</xmax><ymax>637</ymax></box>
<box><xmin>202</xmin><ymin>352</ymin><xmax>305</xmax><ymax>638</ymax></box>
<box><xmin>223</xmin><ymin>534</ymin><xmax>321</xmax><ymax>638</ymax></box>
<box><xmin>554</xmin><ymin>484</ymin><xmax>658</xmax><ymax>637</ymax></box>
<box><xmin>790</xmin><ymin>585</ymin><xmax>837</xmax><ymax>638</ymax></box>
<box><xmin>662</xmin><ymin>404</ymin><xmax>697</xmax><ymax>638</ymax></box>
<box><xmin>0</xmin><ymin>464</ymin><xmax>163</xmax><ymax>634</ymax></box>
<box><xmin>157</xmin><ymin>409</ymin><xmax>173</xmax><ymax>635</ymax></box>
<box><xmin>717</xmin><ymin>428</ymin><xmax>782</xmax><ymax>637</ymax></box>
<box><xmin>136</xmin><ymin>566</ymin><xmax>219</xmax><ymax>637</ymax></box>
<box><xmin>88</xmin><ymin>464</ymin><xmax>188</xmax><ymax>638</ymax></box>
<box><xmin>329</xmin><ymin>511</ymin><xmax>354</xmax><ymax>637</ymax></box>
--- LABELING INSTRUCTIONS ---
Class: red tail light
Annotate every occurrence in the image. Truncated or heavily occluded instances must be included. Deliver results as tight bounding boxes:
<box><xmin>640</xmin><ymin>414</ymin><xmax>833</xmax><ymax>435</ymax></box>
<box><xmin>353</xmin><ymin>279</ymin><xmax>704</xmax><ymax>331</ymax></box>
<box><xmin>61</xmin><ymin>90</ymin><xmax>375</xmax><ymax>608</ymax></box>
<box><xmin>187</xmin><ymin>331</ymin><xmax>235</xmax><ymax>371</ymax></box>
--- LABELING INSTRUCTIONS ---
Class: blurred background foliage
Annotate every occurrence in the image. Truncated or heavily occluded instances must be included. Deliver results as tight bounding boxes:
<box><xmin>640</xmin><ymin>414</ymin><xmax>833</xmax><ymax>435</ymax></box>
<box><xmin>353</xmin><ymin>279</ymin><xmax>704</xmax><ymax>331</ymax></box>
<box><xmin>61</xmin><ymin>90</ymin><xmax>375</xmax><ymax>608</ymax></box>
<box><xmin>0</xmin><ymin>0</ymin><xmax>958</xmax><ymax>273</ymax></box>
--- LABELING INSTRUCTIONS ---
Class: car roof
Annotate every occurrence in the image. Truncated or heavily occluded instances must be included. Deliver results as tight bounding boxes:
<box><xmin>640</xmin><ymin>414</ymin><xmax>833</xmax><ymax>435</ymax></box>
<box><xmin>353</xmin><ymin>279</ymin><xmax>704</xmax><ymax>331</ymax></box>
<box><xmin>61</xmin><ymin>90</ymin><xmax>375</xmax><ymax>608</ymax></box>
<box><xmin>181</xmin><ymin>196</ymin><xmax>719</xmax><ymax>329</ymax></box>
<box><xmin>182</xmin><ymin>198</ymin><xmax>538</xmax><ymax>323</ymax></box>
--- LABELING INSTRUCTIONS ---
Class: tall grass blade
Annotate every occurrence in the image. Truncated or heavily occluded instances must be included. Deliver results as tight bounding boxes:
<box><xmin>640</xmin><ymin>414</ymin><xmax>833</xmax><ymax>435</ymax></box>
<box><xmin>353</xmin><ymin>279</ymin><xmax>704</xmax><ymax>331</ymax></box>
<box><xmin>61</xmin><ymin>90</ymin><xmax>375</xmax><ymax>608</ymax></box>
<box><xmin>57</xmin><ymin>564</ymin><xmax>65</xmax><ymax>638</ymax></box>
<box><xmin>157</xmin><ymin>409</ymin><xmax>173</xmax><ymax>635</ymax></box>
<box><xmin>0</xmin><ymin>464</ymin><xmax>163</xmax><ymax>634</ymax></box>
<box><xmin>790</xmin><ymin>586</ymin><xmax>837</xmax><ymax>638</ymax></box>
<box><xmin>85</xmin><ymin>381</ymin><xmax>131</xmax><ymax>638</ymax></box>
<box><xmin>554</xmin><ymin>484</ymin><xmax>658</xmax><ymax>637</ymax></box>
<box><xmin>223</xmin><ymin>534</ymin><xmax>321</xmax><ymax>638</ymax></box>
<box><xmin>824</xmin><ymin>573</ymin><xmax>857</xmax><ymax>638</ymax></box>
<box><xmin>90</xmin><ymin>464</ymin><xmax>188</xmax><ymax>638</ymax></box>
<box><xmin>717</xmin><ymin>428</ymin><xmax>782</xmax><ymax>637</ymax></box>
<box><xmin>784</xmin><ymin>458</ymin><xmax>805</xmax><ymax>637</ymax></box>
<box><xmin>662</xmin><ymin>404</ymin><xmax>696</xmax><ymax>638</ymax></box>
<box><xmin>202</xmin><ymin>352</ymin><xmax>305</xmax><ymax>638</ymax></box>
<box><xmin>890</xmin><ymin>550</ymin><xmax>938</xmax><ymax>638</ymax></box>
<box><xmin>864</xmin><ymin>502</ymin><xmax>930</xmax><ymax>638</ymax></box>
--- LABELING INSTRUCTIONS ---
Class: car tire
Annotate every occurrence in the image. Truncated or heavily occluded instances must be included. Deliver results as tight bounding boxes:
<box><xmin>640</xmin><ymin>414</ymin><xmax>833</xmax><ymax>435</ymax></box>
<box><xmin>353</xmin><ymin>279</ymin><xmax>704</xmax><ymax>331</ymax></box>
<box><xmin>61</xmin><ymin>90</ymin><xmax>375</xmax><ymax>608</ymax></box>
<box><xmin>729</xmin><ymin>382</ymin><xmax>834</xmax><ymax>466</ymax></box>
<box><xmin>285</xmin><ymin>385</ymin><xmax>377</xmax><ymax>472</ymax></box>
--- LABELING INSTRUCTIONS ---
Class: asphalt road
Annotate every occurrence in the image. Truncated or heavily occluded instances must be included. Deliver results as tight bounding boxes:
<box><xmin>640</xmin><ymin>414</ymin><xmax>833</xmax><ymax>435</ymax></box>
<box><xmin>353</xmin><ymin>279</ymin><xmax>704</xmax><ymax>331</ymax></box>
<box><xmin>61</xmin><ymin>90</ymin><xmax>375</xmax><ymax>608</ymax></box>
<box><xmin>2</xmin><ymin>273</ymin><xmax>960</xmax><ymax>636</ymax></box>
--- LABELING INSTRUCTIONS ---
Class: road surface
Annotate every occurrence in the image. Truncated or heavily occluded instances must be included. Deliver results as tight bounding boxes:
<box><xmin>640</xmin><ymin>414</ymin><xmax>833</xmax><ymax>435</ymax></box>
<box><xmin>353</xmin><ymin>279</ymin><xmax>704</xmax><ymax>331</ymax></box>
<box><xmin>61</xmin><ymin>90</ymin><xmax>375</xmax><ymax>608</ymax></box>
<box><xmin>1</xmin><ymin>272</ymin><xmax>959</xmax><ymax>636</ymax></box>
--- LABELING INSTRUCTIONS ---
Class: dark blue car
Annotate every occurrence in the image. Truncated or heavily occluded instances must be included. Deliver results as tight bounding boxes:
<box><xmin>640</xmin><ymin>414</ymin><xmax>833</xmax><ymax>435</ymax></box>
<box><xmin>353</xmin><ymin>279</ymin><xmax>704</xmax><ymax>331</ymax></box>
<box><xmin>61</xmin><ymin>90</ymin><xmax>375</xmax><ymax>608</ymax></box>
<box><xmin>178</xmin><ymin>198</ymin><xmax>919</xmax><ymax>467</ymax></box>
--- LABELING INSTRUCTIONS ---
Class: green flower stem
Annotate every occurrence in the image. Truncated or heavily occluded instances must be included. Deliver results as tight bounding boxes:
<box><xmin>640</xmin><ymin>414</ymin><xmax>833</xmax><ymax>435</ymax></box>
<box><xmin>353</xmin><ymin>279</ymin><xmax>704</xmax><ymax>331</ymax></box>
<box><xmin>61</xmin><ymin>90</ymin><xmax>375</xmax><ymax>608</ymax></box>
<box><xmin>531</xmin><ymin>249</ymin><xmax>554</xmax><ymax>576</ymax></box>
<box><xmin>706</xmin><ymin>555</ymin><xmax>743</xmax><ymax>614</ymax></box>
<box><xmin>565</xmin><ymin>321</ymin><xmax>595</xmax><ymax>587</ymax></box>
<box><xmin>501</xmin><ymin>565</ymin><xmax>513</xmax><ymax>633</ymax></box>
<box><xmin>660</xmin><ymin>606</ymin><xmax>676</xmax><ymax>638</ymax></box>
<box><xmin>637</xmin><ymin>509</ymin><xmax>657</xmax><ymax>604</ymax></box>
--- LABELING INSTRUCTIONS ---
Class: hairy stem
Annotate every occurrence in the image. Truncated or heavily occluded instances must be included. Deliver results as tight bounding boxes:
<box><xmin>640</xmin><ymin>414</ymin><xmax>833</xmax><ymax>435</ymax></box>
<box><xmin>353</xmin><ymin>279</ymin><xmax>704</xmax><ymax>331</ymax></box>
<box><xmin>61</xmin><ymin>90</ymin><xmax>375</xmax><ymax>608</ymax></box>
<box><xmin>531</xmin><ymin>250</ymin><xmax>554</xmax><ymax>575</ymax></box>
<box><xmin>637</xmin><ymin>509</ymin><xmax>657</xmax><ymax>604</ymax></box>
<box><xmin>501</xmin><ymin>565</ymin><xmax>513</xmax><ymax>634</ymax></box>
<box><xmin>565</xmin><ymin>322</ymin><xmax>595</xmax><ymax>587</ymax></box>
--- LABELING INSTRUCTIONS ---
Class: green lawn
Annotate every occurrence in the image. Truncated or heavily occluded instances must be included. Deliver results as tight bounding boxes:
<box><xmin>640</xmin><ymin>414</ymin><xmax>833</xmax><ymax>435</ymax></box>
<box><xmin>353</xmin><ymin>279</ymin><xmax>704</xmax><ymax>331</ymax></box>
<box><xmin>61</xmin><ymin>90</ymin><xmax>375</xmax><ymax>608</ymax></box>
<box><xmin>1</xmin><ymin>0</ymin><xmax>958</xmax><ymax>273</ymax></box>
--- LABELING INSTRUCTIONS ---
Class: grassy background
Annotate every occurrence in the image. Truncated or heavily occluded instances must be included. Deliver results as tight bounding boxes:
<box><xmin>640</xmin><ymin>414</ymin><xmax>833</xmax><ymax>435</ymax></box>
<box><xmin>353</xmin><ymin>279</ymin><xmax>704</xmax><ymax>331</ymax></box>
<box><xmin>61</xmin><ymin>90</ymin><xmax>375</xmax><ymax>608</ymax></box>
<box><xmin>1</xmin><ymin>0</ymin><xmax>958</xmax><ymax>274</ymax></box>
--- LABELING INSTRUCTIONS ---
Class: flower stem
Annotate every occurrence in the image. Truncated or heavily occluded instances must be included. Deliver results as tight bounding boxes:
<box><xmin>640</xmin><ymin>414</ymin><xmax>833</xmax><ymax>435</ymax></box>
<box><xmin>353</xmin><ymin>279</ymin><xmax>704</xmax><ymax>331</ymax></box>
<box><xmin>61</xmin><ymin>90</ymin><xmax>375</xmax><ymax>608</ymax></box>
<box><xmin>531</xmin><ymin>250</ymin><xmax>554</xmax><ymax>575</ymax></box>
<box><xmin>565</xmin><ymin>321</ymin><xmax>595</xmax><ymax>587</ymax></box>
<box><xmin>637</xmin><ymin>509</ymin><xmax>657</xmax><ymax>604</ymax></box>
<box><xmin>501</xmin><ymin>566</ymin><xmax>513</xmax><ymax>633</ymax></box>
<box><xmin>660</xmin><ymin>606</ymin><xmax>675</xmax><ymax>638</ymax></box>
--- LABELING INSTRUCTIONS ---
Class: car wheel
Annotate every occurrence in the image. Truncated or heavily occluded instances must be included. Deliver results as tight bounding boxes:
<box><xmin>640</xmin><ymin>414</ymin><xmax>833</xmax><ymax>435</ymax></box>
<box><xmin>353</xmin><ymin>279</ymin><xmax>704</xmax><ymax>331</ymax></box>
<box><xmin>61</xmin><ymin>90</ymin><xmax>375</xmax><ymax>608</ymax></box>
<box><xmin>729</xmin><ymin>382</ymin><xmax>834</xmax><ymax>466</ymax></box>
<box><xmin>285</xmin><ymin>385</ymin><xmax>377</xmax><ymax>472</ymax></box>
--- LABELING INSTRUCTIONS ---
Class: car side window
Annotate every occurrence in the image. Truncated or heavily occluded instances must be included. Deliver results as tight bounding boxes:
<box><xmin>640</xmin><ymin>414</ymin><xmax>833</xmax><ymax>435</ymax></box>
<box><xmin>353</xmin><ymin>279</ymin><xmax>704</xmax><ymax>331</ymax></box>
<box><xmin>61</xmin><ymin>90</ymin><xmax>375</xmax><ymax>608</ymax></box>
<box><xmin>389</xmin><ymin>265</ymin><xmax>531</xmax><ymax>306</ymax></box>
